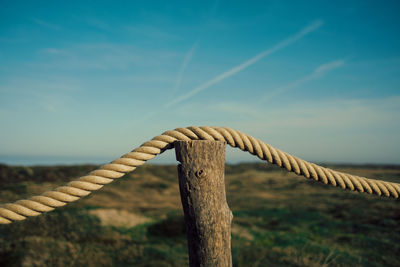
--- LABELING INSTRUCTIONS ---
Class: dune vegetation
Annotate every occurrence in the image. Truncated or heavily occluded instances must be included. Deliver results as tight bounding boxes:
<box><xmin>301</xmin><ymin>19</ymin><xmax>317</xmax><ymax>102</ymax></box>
<box><xmin>0</xmin><ymin>162</ymin><xmax>399</xmax><ymax>266</ymax></box>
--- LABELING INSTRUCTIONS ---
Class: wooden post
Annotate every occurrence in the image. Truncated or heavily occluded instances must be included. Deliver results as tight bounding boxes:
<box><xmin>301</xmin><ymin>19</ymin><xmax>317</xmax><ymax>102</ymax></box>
<box><xmin>175</xmin><ymin>140</ymin><xmax>233</xmax><ymax>267</ymax></box>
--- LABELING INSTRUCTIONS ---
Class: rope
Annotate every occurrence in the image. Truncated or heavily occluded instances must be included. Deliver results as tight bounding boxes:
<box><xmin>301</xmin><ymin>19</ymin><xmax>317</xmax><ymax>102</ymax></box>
<box><xmin>0</xmin><ymin>126</ymin><xmax>399</xmax><ymax>224</ymax></box>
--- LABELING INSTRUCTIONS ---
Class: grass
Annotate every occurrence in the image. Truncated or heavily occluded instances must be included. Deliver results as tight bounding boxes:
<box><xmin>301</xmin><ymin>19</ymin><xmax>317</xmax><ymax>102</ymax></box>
<box><xmin>0</xmin><ymin>163</ymin><xmax>399</xmax><ymax>266</ymax></box>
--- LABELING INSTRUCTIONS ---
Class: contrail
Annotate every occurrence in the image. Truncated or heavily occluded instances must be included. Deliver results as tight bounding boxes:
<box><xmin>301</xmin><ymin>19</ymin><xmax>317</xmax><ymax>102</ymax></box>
<box><xmin>165</xmin><ymin>20</ymin><xmax>324</xmax><ymax>108</ymax></box>
<box><xmin>171</xmin><ymin>42</ymin><xmax>198</xmax><ymax>96</ymax></box>
<box><xmin>261</xmin><ymin>59</ymin><xmax>345</xmax><ymax>102</ymax></box>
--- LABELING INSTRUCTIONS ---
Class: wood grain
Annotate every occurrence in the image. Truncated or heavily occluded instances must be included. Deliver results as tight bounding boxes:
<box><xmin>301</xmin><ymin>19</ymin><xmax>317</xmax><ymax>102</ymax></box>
<box><xmin>175</xmin><ymin>140</ymin><xmax>233</xmax><ymax>267</ymax></box>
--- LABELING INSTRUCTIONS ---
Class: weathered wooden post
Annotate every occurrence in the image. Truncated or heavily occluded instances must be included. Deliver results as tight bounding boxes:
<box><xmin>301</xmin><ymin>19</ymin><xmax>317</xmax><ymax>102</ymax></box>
<box><xmin>175</xmin><ymin>140</ymin><xmax>233</xmax><ymax>267</ymax></box>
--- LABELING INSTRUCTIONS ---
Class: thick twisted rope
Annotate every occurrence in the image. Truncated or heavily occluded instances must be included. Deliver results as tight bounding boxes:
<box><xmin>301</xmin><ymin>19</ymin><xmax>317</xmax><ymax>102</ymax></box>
<box><xmin>1</xmin><ymin>126</ymin><xmax>399</xmax><ymax>224</ymax></box>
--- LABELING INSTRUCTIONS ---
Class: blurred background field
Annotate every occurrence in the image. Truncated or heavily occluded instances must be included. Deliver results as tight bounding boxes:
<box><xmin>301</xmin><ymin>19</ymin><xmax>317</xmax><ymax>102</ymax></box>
<box><xmin>0</xmin><ymin>162</ymin><xmax>399</xmax><ymax>266</ymax></box>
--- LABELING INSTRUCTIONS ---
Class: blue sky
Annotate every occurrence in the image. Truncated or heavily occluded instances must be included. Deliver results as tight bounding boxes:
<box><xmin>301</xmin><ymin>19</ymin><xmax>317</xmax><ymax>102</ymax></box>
<box><xmin>1</xmin><ymin>0</ymin><xmax>399</xmax><ymax>165</ymax></box>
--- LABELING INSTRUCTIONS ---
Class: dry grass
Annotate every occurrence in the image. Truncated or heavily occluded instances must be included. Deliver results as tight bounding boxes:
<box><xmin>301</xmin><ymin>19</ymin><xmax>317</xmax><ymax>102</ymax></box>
<box><xmin>0</xmin><ymin>162</ymin><xmax>399</xmax><ymax>266</ymax></box>
<box><xmin>89</xmin><ymin>209</ymin><xmax>152</xmax><ymax>228</ymax></box>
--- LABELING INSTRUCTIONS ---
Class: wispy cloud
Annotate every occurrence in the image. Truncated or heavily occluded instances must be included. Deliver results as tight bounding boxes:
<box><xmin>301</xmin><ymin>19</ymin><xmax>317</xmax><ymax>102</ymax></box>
<box><xmin>261</xmin><ymin>59</ymin><xmax>345</xmax><ymax>102</ymax></box>
<box><xmin>42</xmin><ymin>48</ymin><xmax>71</xmax><ymax>56</ymax></box>
<box><xmin>212</xmin><ymin>101</ymin><xmax>264</xmax><ymax>119</ymax></box>
<box><xmin>0</xmin><ymin>83</ymin><xmax>72</xmax><ymax>114</ymax></box>
<box><xmin>165</xmin><ymin>20</ymin><xmax>324</xmax><ymax>108</ymax></box>
<box><xmin>85</xmin><ymin>17</ymin><xmax>112</xmax><ymax>31</ymax></box>
<box><xmin>36</xmin><ymin>43</ymin><xmax>179</xmax><ymax>71</ymax></box>
<box><xmin>32</xmin><ymin>18</ymin><xmax>61</xmax><ymax>31</ymax></box>
<box><xmin>214</xmin><ymin>95</ymin><xmax>398</xmax><ymax>127</ymax></box>
<box><xmin>0</xmin><ymin>37</ymin><xmax>26</xmax><ymax>43</ymax></box>
<box><xmin>125</xmin><ymin>25</ymin><xmax>178</xmax><ymax>40</ymax></box>
<box><xmin>171</xmin><ymin>42</ymin><xmax>198</xmax><ymax>96</ymax></box>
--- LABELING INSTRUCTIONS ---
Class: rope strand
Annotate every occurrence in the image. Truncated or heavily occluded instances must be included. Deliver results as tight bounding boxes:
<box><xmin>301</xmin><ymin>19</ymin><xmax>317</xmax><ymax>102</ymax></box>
<box><xmin>0</xmin><ymin>126</ymin><xmax>398</xmax><ymax>224</ymax></box>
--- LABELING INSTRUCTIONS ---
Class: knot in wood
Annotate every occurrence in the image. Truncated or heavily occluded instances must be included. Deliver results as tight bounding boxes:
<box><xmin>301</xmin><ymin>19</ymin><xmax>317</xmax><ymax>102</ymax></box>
<box><xmin>195</xmin><ymin>169</ymin><xmax>206</xmax><ymax>179</ymax></box>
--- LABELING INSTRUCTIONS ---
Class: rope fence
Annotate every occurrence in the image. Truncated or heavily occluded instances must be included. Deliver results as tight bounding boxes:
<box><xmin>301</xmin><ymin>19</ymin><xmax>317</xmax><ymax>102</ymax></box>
<box><xmin>0</xmin><ymin>126</ymin><xmax>399</xmax><ymax>224</ymax></box>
